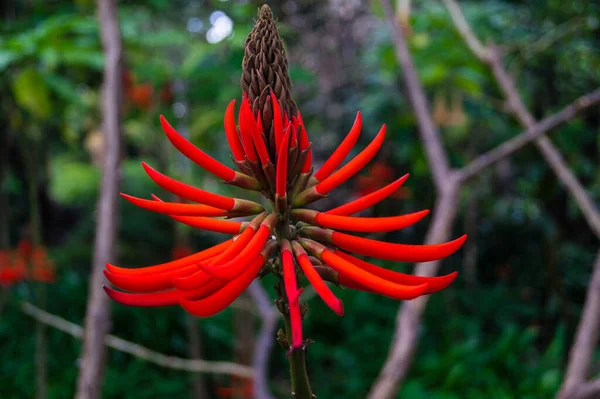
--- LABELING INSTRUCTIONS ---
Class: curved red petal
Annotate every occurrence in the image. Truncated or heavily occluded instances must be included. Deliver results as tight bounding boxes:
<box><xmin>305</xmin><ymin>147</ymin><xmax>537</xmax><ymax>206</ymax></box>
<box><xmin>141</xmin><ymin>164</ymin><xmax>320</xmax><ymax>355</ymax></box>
<box><xmin>179</xmin><ymin>255</ymin><xmax>265</xmax><ymax>317</ymax></box>
<box><xmin>331</xmin><ymin>232</ymin><xmax>467</xmax><ymax>263</ymax></box>
<box><xmin>314</xmin><ymin>112</ymin><xmax>362</xmax><ymax>182</ymax></box>
<box><xmin>168</xmin><ymin>214</ymin><xmax>243</xmax><ymax>235</ymax></box>
<box><xmin>104</xmin><ymin>286</ymin><xmax>179</xmax><ymax>307</ymax></box>
<box><xmin>142</xmin><ymin>162</ymin><xmax>235</xmax><ymax>210</ymax></box>
<box><xmin>106</xmin><ymin>240</ymin><xmax>231</xmax><ymax>276</ymax></box>
<box><xmin>276</xmin><ymin>126</ymin><xmax>292</xmax><ymax>196</ymax></box>
<box><xmin>104</xmin><ymin>266</ymin><xmax>196</xmax><ymax>292</ymax></box>
<box><xmin>239</xmin><ymin>97</ymin><xmax>258</xmax><ymax>162</ymax></box>
<box><xmin>224</xmin><ymin>100</ymin><xmax>246</xmax><ymax>161</ymax></box>
<box><xmin>320</xmin><ymin>250</ymin><xmax>427</xmax><ymax>300</ymax></box>
<box><xmin>334</xmin><ymin>251</ymin><xmax>458</xmax><ymax>293</ymax></box>
<box><xmin>160</xmin><ymin>115</ymin><xmax>235</xmax><ymax>181</ymax></box>
<box><xmin>315</xmin><ymin>124</ymin><xmax>385</xmax><ymax>195</ymax></box>
<box><xmin>121</xmin><ymin>193</ymin><xmax>227</xmax><ymax>217</ymax></box>
<box><xmin>325</xmin><ymin>174</ymin><xmax>409</xmax><ymax>216</ymax></box>
<box><xmin>293</xmin><ymin>245</ymin><xmax>343</xmax><ymax>315</ymax></box>
<box><xmin>313</xmin><ymin>209</ymin><xmax>429</xmax><ymax>233</ymax></box>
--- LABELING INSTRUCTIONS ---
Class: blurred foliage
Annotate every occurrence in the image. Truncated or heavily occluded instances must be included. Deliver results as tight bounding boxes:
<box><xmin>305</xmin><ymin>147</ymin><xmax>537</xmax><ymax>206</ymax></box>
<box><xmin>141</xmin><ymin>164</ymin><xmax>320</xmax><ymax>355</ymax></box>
<box><xmin>1</xmin><ymin>0</ymin><xmax>599</xmax><ymax>398</ymax></box>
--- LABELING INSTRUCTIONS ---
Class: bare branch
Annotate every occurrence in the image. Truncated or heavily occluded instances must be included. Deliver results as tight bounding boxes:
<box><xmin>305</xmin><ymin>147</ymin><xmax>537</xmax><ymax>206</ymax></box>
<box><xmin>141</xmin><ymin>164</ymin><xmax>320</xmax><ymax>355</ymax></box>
<box><xmin>381</xmin><ymin>0</ymin><xmax>450</xmax><ymax>191</ymax></box>
<box><xmin>440</xmin><ymin>0</ymin><xmax>490</xmax><ymax>61</ymax></box>
<box><xmin>248</xmin><ymin>282</ymin><xmax>277</xmax><ymax>399</ymax></box>
<box><xmin>21</xmin><ymin>302</ymin><xmax>255</xmax><ymax>379</ymax></box>
<box><xmin>368</xmin><ymin>186</ymin><xmax>461</xmax><ymax>399</ymax></box>
<box><xmin>557</xmin><ymin>251</ymin><xmax>600</xmax><ymax>399</ymax></box>
<box><xmin>569</xmin><ymin>378</ymin><xmax>600</xmax><ymax>399</ymax></box>
<box><xmin>443</xmin><ymin>0</ymin><xmax>600</xmax><ymax>239</ymax></box>
<box><xmin>456</xmin><ymin>88</ymin><xmax>600</xmax><ymax>183</ymax></box>
<box><xmin>76</xmin><ymin>1</ymin><xmax>123</xmax><ymax>397</ymax></box>
<box><xmin>442</xmin><ymin>1</ymin><xmax>600</xmax><ymax>397</ymax></box>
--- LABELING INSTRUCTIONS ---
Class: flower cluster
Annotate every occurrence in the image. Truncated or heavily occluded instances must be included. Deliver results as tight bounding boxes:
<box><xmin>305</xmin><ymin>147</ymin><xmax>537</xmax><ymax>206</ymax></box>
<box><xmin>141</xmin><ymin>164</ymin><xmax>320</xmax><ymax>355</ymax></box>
<box><xmin>0</xmin><ymin>239</ymin><xmax>56</xmax><ymax>286</ymax></box>
<box><xmin>103</xmin><ymin>90</ymin><xmax>466</xmax><ymax>350</ymax></box>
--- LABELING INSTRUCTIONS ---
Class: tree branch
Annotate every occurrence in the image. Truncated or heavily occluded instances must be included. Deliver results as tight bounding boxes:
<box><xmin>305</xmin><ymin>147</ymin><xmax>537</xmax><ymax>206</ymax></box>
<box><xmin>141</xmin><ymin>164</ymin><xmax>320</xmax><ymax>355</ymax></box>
<box><xmin>76</xmin><ymin>1</ymin><xmax>123</xmax><ymax>398</ymax></box>
<box><xmin>570</xmin><ymin>378</ymin><xmax>600</xmax><ymax>399</ymax></box>
<box><xmin>247</xmin><ymin>282</ymin><xmax>277</xmax><ymax>399</ymax></box>
<box><xmin>442</xmin><ymin>1</ymin><xmax>600</xmax><ymax>397</ymax></box>
<box><xmin>368</xmin><ymin>186</ymin><xmax>460</xmax><ymax>398</ymax></box>
<box><xmin>456</xmin><ymin>88</ymin><xmax>600</xmax><ymax>183</ymax></box>
<box><xmin>381</xmin><ymin>0</ymin><xmax>450</xmax><ymax>192</ymax></box>
<box><xmin>21</xmin><ymin>302</ymin><xmax>255</xmax><ymax>378</ymax></box>
<box><xmin>557</xmin><ymin>251</ymin><xmax>600</xmax><ymax>399</ymax></box>
<box><xmin>443</xmin><ymin>0</ymin><xmax>600</xmax><ymax>240</ymax></box>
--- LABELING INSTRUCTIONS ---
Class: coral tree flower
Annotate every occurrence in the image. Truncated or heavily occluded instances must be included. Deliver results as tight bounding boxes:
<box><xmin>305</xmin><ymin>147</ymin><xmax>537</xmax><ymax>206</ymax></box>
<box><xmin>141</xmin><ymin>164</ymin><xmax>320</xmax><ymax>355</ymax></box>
<box><xmin>104</xmin><ymin>5</ymin><xmax>466</xmax><ymax>353</ymax></box>
<box><xmin>0</xmin><ymin>240</ymin><xmax>56</xmax><ymax>286</ymax></box>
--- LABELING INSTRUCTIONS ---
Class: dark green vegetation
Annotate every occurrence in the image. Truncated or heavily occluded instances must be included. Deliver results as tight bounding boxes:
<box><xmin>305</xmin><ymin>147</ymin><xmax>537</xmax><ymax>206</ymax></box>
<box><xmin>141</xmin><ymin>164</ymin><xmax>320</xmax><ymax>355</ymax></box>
<box><xmin>1</xmin><ymin>0</ymin><xmax>599</xmax><ymax>398</ymax></box>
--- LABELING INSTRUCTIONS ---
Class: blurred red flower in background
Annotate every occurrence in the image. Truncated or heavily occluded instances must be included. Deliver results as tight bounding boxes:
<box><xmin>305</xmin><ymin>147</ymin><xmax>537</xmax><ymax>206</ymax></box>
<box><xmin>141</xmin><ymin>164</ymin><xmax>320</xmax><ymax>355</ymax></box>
<box><xmin>0</xmin><ymin>239</ymin><xmax>56</xmax><ymax>286</ymax></box>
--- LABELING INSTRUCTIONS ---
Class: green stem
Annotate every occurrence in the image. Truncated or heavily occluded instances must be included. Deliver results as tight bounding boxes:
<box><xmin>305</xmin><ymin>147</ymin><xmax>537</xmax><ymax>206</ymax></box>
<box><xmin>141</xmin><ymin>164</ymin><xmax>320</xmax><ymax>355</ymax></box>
<box><xmin>284</xmin><ymin>314</ymin><xmax>313</xmax><ymax>399</ymax></box>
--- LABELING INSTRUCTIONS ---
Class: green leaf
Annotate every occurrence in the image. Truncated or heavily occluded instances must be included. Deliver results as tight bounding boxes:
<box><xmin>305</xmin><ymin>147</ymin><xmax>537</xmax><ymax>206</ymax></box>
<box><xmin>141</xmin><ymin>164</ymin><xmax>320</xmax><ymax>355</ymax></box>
<box><xmin>12</xmin><ymin>67</ymin><xmax>53</xmax><ymax>120</ymax></box>
<box><xmin>0</xmin><ymin>50</ymin><xmax>20</xmax><ymax>71</ymax></box>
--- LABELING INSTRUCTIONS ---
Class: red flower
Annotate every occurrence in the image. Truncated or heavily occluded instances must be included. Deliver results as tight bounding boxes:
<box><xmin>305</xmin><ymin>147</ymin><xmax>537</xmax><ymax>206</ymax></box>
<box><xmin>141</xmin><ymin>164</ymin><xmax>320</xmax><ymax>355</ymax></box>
<box><xmin>0</xmin><ymin>251</ymin><xmax>26</xmax><ymax>286</ymax></box>
<box><xmin>0</xmin><ymin>242</ymin><xmax>55</xmax><ymax>285</ymax></box>
<box><xmin>104</xmin><ymin>94</ymin><xmax>466</xmax><ymax>351</ymax></box>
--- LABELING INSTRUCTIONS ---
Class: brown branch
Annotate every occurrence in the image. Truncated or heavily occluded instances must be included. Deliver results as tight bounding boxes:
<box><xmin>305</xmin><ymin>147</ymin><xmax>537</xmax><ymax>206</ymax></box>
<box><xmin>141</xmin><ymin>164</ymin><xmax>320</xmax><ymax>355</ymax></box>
<box><xmin>368</xmin><ymin>186</ymin><xmax>460</xmax><ymax>398</ymax></box>
<box><xmin>20</xmin><ymin>302</ymin><xmax>254</xmax><ymax>378</ymax></box>
<box><xmin>569</xmin><ymin>378</ymin><xmax>600</xmax><ymax>399</ymax></box>
<box><xmin>248</xmin><ymin>282</ymin><xmax>278</xmax><ymax>399</ymax></box>
<box><xmin>442</xmin><ymin>1</ymin><xmax>600</xmax><ymax>398</ymax></box>
<box><xmin>75</xmin><ymin>1</ymin><xmax>123</xmax><ymax>398</ymax></box>
<box><xmin>381</xmin><ymin>0</ymin><xmax>450</xmax><ymax>192</ymax></box>
<box><xmin>557</xmin><ymin>251</ymin><xmax>600</xmax><ymax>399</ymax></box>
<box><xmin>443</xmin><ymin>0</ymin><xmax>600</xmax><ymax>240</ymax></box>
<box><xmin>371</xmin><ymin>1</ymin><xmax>600</xmax><ymax>398</ymax></box>
<box><xmin>456</xmin><ymin>88</ymin><xmax>600</xmax><ymax>183</ymax></box>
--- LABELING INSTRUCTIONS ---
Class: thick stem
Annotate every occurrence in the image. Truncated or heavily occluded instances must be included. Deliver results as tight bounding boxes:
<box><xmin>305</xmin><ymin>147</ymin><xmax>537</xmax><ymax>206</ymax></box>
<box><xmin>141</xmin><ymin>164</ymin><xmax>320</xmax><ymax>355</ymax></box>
<box><xmin>284</xmin><ymin>315</ymin><xmax>313</xmax><ymax>399</ymax></box>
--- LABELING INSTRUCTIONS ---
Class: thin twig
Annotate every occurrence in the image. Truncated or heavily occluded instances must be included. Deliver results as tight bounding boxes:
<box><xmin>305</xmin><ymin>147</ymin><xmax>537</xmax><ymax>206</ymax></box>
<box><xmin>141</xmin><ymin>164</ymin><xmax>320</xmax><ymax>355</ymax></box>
<box><xmin>20</xmin><ymin>302</ymin><xmax>255</xmax><ymax>378</ymax></box>
<box><xmin>382</xmin><ymin>0</ymin><xmax>450</xmax><ymax>192</ymax></box>
<box><xmin>444</xmin><ymin>0</ymin><xmax>600</xmax><ymax>240</ymax></box>
<box><xmin>456</xmin><ymin>88</ymin><xmax>600</xmax><ymax>183</ymax></box>
<box><xmin>440</xmin><ymin>0</ymin><xmax>490</xmax><ymax>61</ymax></box>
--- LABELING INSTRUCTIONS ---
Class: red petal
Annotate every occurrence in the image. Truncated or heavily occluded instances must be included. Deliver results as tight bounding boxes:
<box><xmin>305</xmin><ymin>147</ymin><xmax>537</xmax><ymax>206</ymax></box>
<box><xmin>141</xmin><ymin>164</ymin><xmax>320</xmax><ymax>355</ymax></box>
<box><xmin>313</xmin><ymin>209</ymin><xmax>429</xmax><ymax>233</ymax></box>
<box><xmin>301</xmin><ymin>148</ymin><xmax>312</xmax><ymax>174</ymax></box>
<box><xmin>314</xmin><ymin>112</ymin><xmax>362</xmax><ymax>182</ymax></box>
<box><xmin>292</xmin><ymin>243</ymin><xmax>343</xmax><ymax>315</ymax></box>
<box><xmin>142</xmin><ymin>162</ymin><xmax>235</xmax><ymax>210</ymax></box>
<box><xmin>121</xmin><ymin>193</ymin><xmax>227</xmax><ymax>217</ymax></box>
<box><xmin>271</xmin><ymin>92</ymin><xmax>284</xmax><ymax>153</ymax></box>
<box><xmin>167</xmin><ymin>214</ymin><xmax>244</xmax><ymax>235</ymax></box>
<box><xmin>315</xmin><ymin>124</ymin><xmax>385</xmax><ymax>195</ymax></box>
<box><xmin>239</xmin><ymin>97</ymin><xmax>258</xmax><ymax>162</ymax></box>
<box><xmin>179</xmin><ymin>255</ymin><xmax>265</xmax><ymax>317</ymax></box>
<box><xmin>334</xmin><ymin>251</ymin><xmax>458</xmax><ymax>293</ymax></box>
<box><xmin>224</xmin><ymin>100</ymin><xmax>246</xmax><ymax>161</ymax></box>
<box><xmin>104</xmin><ymin>266</ymin><xmax>196</xmax><ymax>292</ymax></box>
<box><xmin>200</xmin><ymin>223</ymin><xmax>271</xmax><ymax>280</ymax></box>
<box><xmin>297</xmin><ymin>111</ymin><xmax>310</xmax><ymax>150</ymax></box>
<box><xmin>282</xmin><ymin>242</ymin><xmax>303</xmax><ymax>348</ymax></box>
<box><xmin>320</xmin><ymin>249</ymin><xmax>427</xmax><ymax>300</ymax></box>
<box><xmin>160</xmin><ymin>115</ymin><xmax>235</xmax><ymax>181</ymax></box>
<box><xmin>104</xmin><ymin>286</ymin><xmax>179</xmax><ymax>307</ymax></box>
<box><xmin>106</xmin><ymin>240</ymin><xmax>231</xmax><ymax>276</ymax></box>
<box><xmin>325</xmin><ymin>174</ymin><xmax>409</xmax><ymax>216</ymax></box>
<box><xmin>276</xmin><ymin>126</ymin><xmax>292</xmax><ymax>196</ymax></box>
<box><xmin>331</xmin><ymin>232</ymin><xmax>468</xmax><ymax>263</ymax></box>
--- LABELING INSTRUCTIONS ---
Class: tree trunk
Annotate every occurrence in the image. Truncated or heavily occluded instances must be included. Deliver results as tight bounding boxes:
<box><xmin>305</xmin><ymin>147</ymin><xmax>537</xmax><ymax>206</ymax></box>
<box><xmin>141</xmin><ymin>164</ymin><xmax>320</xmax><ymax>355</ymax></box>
<box><xmin>74</xmin><ymin>0</ymin><xmax>123</xmax><ymax>397</ymax></box>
